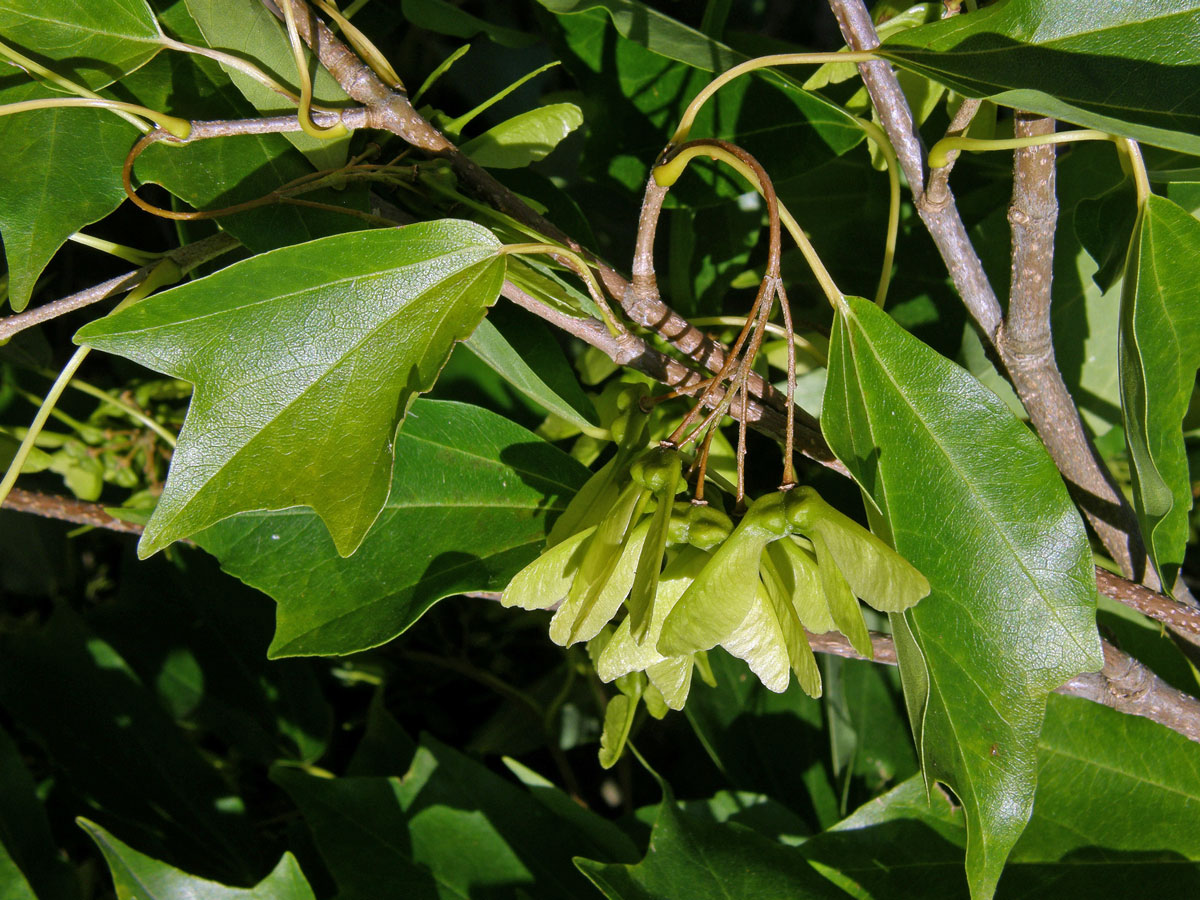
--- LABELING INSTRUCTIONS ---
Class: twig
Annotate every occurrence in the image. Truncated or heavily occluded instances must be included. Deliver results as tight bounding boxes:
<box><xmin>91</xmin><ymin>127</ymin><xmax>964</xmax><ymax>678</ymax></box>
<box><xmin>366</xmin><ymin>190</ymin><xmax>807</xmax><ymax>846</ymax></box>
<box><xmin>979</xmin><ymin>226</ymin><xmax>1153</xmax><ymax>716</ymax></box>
<box><xmin>447</xmin><ymin>591</ymin><xmax>1200</xmax><ymax>744</ymax></box>
<box><xmin>827</xmin><ymin>0</ymin><xmax>1003</xmax><ymax>338</ymax></box>
<box><xmin>1058</xmin><ymin>640</ymin><xmax>1200</xmax><ymax>743</ymax></box>
<box><xmin>262</xmin><ymin>0</ymin><xmax>830</xmax><ymax>465</ymax></box>
<box><xmin>1095</xmin><ymin>567</ymin><xmax>1200</xmax><ymax>648</ymax></box>
<box><xmin>827</xmin><ymin>1</ymin><xmax>1158</xmax><ymax>591</ymax></box>
<box><xmin>0</xmin><ymin>232</ymin><xmax>240</xmax><ymax>341</ymax></box>
<box><xmin>925</xmin><ymin>97</ymin><xmax>981</xmax><ymax>207</ymax></box>
<box><xmin>0</xmin><ymin>488</ymin><xmax>143</xmax><ymax>535</ymax></box>
<box><xmin>1000</xmin><ymin>112</ymin><xmax>1150</xmax><ymax>584</ymax></box>
<box><xmin>500</xmin><ymin>281</ymin><xmax>845</xmax><ymax>470</ymax></box>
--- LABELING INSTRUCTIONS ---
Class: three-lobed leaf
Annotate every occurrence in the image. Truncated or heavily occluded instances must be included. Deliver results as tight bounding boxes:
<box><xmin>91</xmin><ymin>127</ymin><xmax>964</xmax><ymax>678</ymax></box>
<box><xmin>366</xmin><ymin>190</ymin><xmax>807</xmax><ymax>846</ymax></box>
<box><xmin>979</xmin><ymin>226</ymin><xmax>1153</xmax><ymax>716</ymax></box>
<box><xmin>821</xmin><ymin>295</ymin><xmax>1102</xmax><ymax>900</ymax></box>
<box><xmin>1119</xmin><ymin>193</ymin><xmax>1200</xmax><ymax>589</ymax></box>
<box><xmin>77</xmin><ymin>221</ymin><xmax>506</xmax><ymax>559</ymax></box>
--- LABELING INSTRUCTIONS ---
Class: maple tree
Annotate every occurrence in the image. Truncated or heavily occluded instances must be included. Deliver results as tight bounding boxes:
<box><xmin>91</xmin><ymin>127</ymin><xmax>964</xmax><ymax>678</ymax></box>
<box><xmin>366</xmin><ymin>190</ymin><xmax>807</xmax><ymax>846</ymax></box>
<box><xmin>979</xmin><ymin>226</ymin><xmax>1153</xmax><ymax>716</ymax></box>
<box><xmin>1</xmin><ymin>1</ymin><xmax>1199</xmax><ymax>898</ymax></box>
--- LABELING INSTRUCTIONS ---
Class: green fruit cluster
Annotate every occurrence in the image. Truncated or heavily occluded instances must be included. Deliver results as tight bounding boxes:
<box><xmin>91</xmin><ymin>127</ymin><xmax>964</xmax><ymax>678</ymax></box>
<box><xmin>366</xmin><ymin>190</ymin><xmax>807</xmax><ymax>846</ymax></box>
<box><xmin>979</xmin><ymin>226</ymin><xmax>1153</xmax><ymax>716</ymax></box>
<box><xmin>502</xmin><ymin>386</ymin><xmax>930</xmax><ymax>765</ymax></box>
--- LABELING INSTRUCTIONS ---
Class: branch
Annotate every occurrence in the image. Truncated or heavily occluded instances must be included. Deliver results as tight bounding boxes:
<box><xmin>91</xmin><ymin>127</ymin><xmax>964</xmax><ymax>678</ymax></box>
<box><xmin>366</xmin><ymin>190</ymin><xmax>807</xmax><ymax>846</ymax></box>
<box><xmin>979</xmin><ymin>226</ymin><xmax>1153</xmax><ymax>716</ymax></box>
<box><xmin>827</xmin><ymin>2</ymin><xmax>1158</xmax><ymax>591</ymax></box>
<box><xmin>0</xmin><ymin>232</ymin><xmax>240</xmax><ymax>341</ymax></box>
<box><xmin>827</xmin><ymin>0</ymin><xmax>1003</xmax><ymax>339</ymax></box>
<box><xmin>472</xmin><ymin>590</ymin><xmax>1200</xmax><ymax>744</ymax></box>
<box><xmin>263</xmin><ymin>0</ymin><xmax>834</xmax><ymax>467</ymax></box>
<box><xmin>1000</xmin><ymin>112</ymin><xmax>1150</xmax><ymax>584</ymax></box>
<box><xmin>0</xmin><ymin>488</ymin><xmax>143</xmax><ymax>535</ymax></box>
<box><xmin>3</xmin><ymin>486</ymin><xmax>1196</xmax><ymax>741</ymax></box>
<box><xmin>1059</xmin><ymin>640</ymin><xmax>1200</xmax><ymax>743</ymax></box>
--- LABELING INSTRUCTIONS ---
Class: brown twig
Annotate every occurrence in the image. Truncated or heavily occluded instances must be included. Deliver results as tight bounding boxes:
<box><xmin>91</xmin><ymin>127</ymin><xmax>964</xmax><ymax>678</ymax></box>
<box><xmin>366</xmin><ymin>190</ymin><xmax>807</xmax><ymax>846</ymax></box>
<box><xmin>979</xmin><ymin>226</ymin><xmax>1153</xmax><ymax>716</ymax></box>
<box><xmin>261</xmin><ymin>0</ymin><xmax>832</xmax><ymax>467</ymax></box>
<box><xmin>1000</xmin><ymin>112</ymin><xmax>1150</xmax><ymax>585</ymax></box>
<box><xmin>445</xmin><ymin>590</ymin><xmax>1200</xmax><ymax>744</ymax></box>
<box><xmin>1095</xmin><ymin>567</ymin><xmax>1200</xmax><ymax>648</ymax></box>
<box><xmin>827</xmin><ymin>1</ymin><xmax>1160</xmax><ymax>592</ymax></box>
<box><xmin>4</xmin><ymin>483</ymin><xmax>1198</xmax><ymax>740</ymax></box>
<box><xmin>0</xmin><ymin>232</ymin><xmax>240</xmax><ymax>342</ymax></box>
<box><xmin>0</xmin><ymin>488</ymin><xmax>144</xmax><ymax>535</ymax></box>
<box><xmin>1059</xmin><ymin>640</ymin><xmax>1200</xmax><ymax>743</ymax></box>
<box><xmin>827</xmin><ymin>0</ymin><xmax>1003</xmax><ymax>338</ymax></box>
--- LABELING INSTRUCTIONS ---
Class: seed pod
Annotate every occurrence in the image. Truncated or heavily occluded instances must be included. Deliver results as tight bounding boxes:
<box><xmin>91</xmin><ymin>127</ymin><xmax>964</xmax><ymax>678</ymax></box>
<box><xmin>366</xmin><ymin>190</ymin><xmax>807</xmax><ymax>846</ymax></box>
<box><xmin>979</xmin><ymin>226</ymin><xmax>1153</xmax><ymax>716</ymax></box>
<box><xmin>502</xmin><ymin>526</ymin><xmax>595</xmax><ymax>610</ymax></box>
<box><xmin>785</xmin><ymin>486</ymin><xmax>929</xmax><ymax>612</ymax></box>
<box><xmin>658</xmin><ymin>492</ymin><xmax>789</xmax><ymax>657</ymax></box>
<box><xmin>627</xmin><ymin>447</ymin><xmax>684</xmax><ymax>643</ymax></box>
<box><xmin>762</xmin><ymin>538</ymin><xmax>836</xmax><ymax>634</ymax></box>
<box><xmin>551</xmin><ymin>515</ymin><xmax>650</xmax><ymax>646</ymax></box>
<box><xmin>719</xmin><ymin>578</ymin><xmax>819</xmax><ymax>697</ymax></box>
<box><xmin>807</xmin><ymin>529</ymin><xmax>873</xmax><ymax>659</ymax></box>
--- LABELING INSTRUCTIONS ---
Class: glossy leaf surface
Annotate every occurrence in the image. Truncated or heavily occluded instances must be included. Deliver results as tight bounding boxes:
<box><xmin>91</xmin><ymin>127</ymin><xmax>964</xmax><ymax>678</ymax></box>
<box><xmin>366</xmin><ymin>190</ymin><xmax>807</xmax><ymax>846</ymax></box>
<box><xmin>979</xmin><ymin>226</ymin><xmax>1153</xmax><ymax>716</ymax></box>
<box><xmin>197</xmin><ymin>399</ymin><xmax>588</xmax><ymax>656</ymax></box>
<box><xmin>0</xmin><ymin>79</ymin><xmax>138</xmax><ymax>311</ymax></box>
<box><xmin>576</xmin><ymin>779</ymin><xmax>849</xmax><ymax>899</ymax></box>
<box><xmin>80</xmin><ymin>819</ymin><xmax>316</xmax><ymax>900</ymax></box>
<box><xmin>461</xmin><ymin>103</ymin><xmax>584</xmax><ymax>168</ymax></box>
<box><xmin>881</xmin><ymin>0</ymin><xmax>1200</xmax><ymax>154</ymax></box>
<box><xmin>77</xmin><ymin>221</ymin><xmax>506</xmax><ymax>558</ymax></box>
<box><xmin>0</xmin><ymin>0</ymin><xmax>161</xmax><ymax>90</ymax></box>
<box><xmin>1119</xmin><ymin>194</ymin><xmax>1200</xmax><ymax>587</ymax></box>
<box><xmin>183</xmin><ymin>0</ymin><xmax>351</xmax><ymax>169</ymax></box>
<box><xmin>822</xmin><ymin>295</ymin><xmax>1102</xmax><ymax>899</ymax></box>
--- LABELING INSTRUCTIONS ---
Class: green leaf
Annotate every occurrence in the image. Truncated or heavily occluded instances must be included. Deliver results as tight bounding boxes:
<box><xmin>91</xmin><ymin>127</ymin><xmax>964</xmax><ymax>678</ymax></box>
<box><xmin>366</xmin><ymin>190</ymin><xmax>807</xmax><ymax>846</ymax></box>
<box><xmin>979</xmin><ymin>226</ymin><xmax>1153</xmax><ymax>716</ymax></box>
<box><xmin>542</xmin><ymin>0</ymin><xmax>863</xmax><ymax>176</ymax></box>
<box><xmin>684</xmin><ymin>649</ymin><xmax>837</xmax><ymax>827</ymax></box>
<box><xmin>76</xmin><ymin>221</ymin><xmax>506</xmax><ymax>559</ymax></box>
<box><xmin>0</xmin><ymin>0</ymin><xmax>161</xmax><ymax>91</ymax></box>
<box><xmin>0</xmin><ymin>846</ymin><xmax>37</xmax><ymax>900</ymax></box>
<box><xmin>1012</xmin><ymin>694</ymin><xmax>1200</xmax><ymax>863</ymax></box>
<box><xmin>576</xmin><ymin>778</ymin><xmax>850</xmax><ymax>899</ymax></box>
<box><xmin>821</xmin><ymin>295</ymin><xmax>1103</xmax><ymax>899</ymax></box>
<box><xmin>80</xmin><ymin>818</ymin><xmax>316</xmax><ymax>900</ymax></box>
<box><xmin>0</xmin><ymin>79</ymin><xmax>139</xmax><ymax>310</ymax></box>
<box><xmin>461</xmin><ymin>103</ymin><xmax>584</xmax><ymax>169</ymax></box>
<box><xmin>195</xmin><ymin>399</ymin><xmax>588</xmax><ymax>657</ymax></box>
<box><xmin>880</xmin><ymin>0</ymin><xmax>1200</xmax><ymax>155</ymax></box>
<box><xmin>0</xmin><ymin>725</ymin><xmax>79</xmax><ymax>900</ymax></box>
<box><xmin>800</xmin><ymin>695</ymin><xmax>1200</xmax><ymax>897</ymax></box>
<box><xmin>276</xmin><ymin>734</ymin><xmax>629</xmax><ymax>898</ymax></box>
<box><xmin>400</xmin><ymin>0</ymin><xmax>535</xmax><ymax>48</ymax></box>
<box><xmin>0</xmin><ymin>608</ymin><xmax>259</xmax><ymax>883</ymax></box>
<box><xmin>463</xmin><ymin>314</ymin><xmax>599</xmax><ymax>433</ymax></box>
<box><xmin>183</xmin><ymin>0</ymin><xmax>351</xmax><ymax>170</ymax></box>
<box><xmin>1119</xmin><ymin>194</ymin><xmax>1200</xmax><ymax>588</ymax></box>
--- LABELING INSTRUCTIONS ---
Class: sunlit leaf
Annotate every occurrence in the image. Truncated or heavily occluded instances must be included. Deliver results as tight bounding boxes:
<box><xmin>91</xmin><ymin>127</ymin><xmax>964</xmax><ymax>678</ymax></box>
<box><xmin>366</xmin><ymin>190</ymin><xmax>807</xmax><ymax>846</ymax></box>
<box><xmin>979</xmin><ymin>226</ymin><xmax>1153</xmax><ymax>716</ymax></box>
<box><xmin>881</xmin><ymin>0</ymin><xmax>1200</xmax><ymax>154</ymax></box>
<box><xmin>80</xmin><ymin>819</ymin><xmax>316</xmax><ymax>900</ymax></box>
<box><xmin>822</xmin><ymin>295</ymin><xmax>1102</xmax><ymax>899</ymax></box>
<box><xmin>77</xmin><ymin>221</ymin><xmax>506</xmax><ymax>558</ymax></box>
<box><xmin>1119</xmin><ymin>194</ymin><xmax>1200</xmax><ymax>588</ymax></box>
<box><xmin>462</xmin><ymin>103</ymin><xmax>584</xmax><ymax>169</ymax></box>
